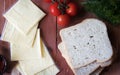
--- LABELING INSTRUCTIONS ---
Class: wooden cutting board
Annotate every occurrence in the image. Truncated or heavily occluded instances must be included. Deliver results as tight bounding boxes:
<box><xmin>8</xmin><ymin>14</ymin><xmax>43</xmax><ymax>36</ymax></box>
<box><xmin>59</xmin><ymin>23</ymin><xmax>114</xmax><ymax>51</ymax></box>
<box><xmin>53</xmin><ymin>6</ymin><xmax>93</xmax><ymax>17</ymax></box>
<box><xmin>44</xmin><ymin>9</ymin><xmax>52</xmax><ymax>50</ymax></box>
<box><xmin>0</xmin><ymin>0</ymin><xmax>120</xmax><ymax>75</ymax></box>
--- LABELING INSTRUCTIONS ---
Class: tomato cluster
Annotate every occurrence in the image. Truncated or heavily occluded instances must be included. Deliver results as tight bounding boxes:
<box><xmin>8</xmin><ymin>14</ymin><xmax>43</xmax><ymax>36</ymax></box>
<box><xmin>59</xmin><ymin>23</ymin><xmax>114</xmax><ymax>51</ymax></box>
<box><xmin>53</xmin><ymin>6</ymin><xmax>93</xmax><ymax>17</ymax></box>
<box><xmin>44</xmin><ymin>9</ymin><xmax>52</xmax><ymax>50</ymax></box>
<box><xmin>44</xmin><ymin>0</ymin><xmax>77</xmax><ymax>27</ymax></box>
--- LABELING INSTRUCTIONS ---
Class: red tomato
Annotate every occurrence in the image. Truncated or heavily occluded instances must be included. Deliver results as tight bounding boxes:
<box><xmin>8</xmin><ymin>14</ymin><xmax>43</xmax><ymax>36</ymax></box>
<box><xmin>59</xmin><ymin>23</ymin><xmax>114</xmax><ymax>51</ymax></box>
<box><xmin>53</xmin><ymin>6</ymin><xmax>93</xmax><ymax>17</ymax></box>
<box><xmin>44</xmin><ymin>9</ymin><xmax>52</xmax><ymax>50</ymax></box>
<box><xmin>60</xmin><ymin>0</ymin><xmax>70</xmax><ymax>4</ymax></box>
<box><xmin>57</xmin><ymin>14</ymin><xmax>70</xmax><ymax>26</ymax></box>
<box><xmin>44</xmin><ymin>0</ymin><xmax>51</xmax><ymax>3</ymax></box>
<box><xmin>66</xmin><ymin>2</ymin><xmax>77</xmax><ymax>16</ymax></box>
<box><xmin>49</xmin><ymin>2</ymin><xmax>61</xmax><ymax>16</ymax></box>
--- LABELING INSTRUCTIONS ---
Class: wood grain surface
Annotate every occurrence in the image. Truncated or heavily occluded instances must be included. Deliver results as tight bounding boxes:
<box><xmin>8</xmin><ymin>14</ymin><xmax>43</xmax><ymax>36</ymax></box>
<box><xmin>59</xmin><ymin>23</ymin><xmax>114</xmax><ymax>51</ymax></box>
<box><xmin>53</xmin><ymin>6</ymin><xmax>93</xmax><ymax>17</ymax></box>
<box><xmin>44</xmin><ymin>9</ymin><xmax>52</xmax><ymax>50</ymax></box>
<box><xmin>0</xmin><ymin>0</ymin><xmax>120</xmax><ymax>75</ymax></box>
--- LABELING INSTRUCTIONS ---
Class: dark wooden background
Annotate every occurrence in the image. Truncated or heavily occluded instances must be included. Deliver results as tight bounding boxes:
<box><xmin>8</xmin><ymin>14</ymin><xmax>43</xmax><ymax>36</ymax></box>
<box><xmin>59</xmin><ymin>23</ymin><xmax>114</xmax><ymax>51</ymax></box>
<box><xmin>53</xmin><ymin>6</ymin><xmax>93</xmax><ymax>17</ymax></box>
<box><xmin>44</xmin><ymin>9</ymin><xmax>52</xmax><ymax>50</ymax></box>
<box><xmin>0</xmin><ymin>0</ymin><xmax>120</xmax><ymax>75</ymax></box>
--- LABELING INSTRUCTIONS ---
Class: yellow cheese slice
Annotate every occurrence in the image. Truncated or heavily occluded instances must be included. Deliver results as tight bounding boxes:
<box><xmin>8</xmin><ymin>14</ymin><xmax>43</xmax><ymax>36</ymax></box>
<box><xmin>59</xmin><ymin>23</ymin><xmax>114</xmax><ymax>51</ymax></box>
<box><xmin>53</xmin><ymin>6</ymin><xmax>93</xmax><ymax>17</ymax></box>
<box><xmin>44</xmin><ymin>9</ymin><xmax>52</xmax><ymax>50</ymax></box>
<box><xmin>11</xmin><ymin>29</ymin><xmax>41</xmax><ymax>61</ymax></box>
<box><xmin>35</xmin><ymin>65</ymin><xmax>59</xmax><ymax>75</ymax></box>
<box><xmin>19</xmin><ymin>38</ymin><xmax>54</xmax><ymax>75</ymax></box>
<box><xmin>3</xmin><ymin>0</ymin><xmax>45</xmax><ymax>34</ymax></box>
<box><xmin>1</xmin><ymin>21</ymin><xmax>37</xmax><ymax>46</ymax></box>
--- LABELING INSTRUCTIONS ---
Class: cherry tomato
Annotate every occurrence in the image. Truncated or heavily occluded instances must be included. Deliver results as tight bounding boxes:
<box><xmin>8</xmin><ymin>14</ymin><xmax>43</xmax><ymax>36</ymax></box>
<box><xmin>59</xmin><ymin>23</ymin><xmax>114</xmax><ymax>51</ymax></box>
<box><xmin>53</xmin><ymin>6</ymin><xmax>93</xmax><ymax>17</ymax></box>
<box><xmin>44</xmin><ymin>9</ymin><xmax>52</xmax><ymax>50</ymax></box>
<box><xmin>49</xmin><ymin>2</ymin><xmax>61</xmax><ymax>16</ymax></box>
<box><xmin>66</xmin><ymin>2</ymin><xmax>77</xmax><ymax>16</ymax></box>
<box><xmin>44</xmin><ymin>0</ymin><xmax>51</xmax><ymax>3</ymax></box>
<box><xmin>57</xmin><ymin>14</ymin><xmax>70</xmax><ymax>26</ymax></box>
<box><xmin>60</xmin><ymin>0</ymin><xmax>70</xmax><ymax>4</ymax></box>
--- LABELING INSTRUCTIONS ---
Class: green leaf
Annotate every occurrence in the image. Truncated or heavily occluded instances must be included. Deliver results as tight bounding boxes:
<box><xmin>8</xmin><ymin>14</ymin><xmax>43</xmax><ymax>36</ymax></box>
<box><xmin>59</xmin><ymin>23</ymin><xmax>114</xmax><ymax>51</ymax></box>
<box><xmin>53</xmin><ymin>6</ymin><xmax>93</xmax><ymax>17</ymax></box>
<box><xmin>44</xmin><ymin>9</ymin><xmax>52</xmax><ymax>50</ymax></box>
<box><xmin>82</xmin><ymin>0</ymin><xmax>120</xmax><ymax>25</ymax></box>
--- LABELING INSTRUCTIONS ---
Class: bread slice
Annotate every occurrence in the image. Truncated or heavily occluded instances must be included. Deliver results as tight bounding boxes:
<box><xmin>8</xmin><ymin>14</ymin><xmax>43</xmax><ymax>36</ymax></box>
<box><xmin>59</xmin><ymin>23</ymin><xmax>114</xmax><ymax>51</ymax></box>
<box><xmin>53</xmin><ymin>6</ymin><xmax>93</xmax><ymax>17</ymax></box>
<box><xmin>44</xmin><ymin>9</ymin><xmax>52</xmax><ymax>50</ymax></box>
<box><xmin>74</xmin><ymin>62</ymin><xmax>99</xmax><ymax>75</ymax></box>
<box><xmin>58</xmin><ymin>42</ymin><xmax>112</xmax><ymax>67</ymax></box>
<box><xmin>60</xmin><ymin>18</ymin><xmax>113</xmax><ymax>68</ymax></box>
<box><xmin>90</xmin><ymin>67</ymin><xmax>104</xmax><ymax>75</ymax></box>
<box><xmin>60</xmin><ymin>43</ymin><xmax>112</xmax><ymax>67</ymax></box>
<box><xmin>74</xmin><ymin>60</ymin><xmax>111</xmax><ymax>75</ymax></box>
<box><xmin>58</xmin><ymin>42</ymin><xmax>112</xmax><ymax>75</ymax></box>
<box><xmin>58</xmin><ymin>41</ymin><xmax>103</xmax><ymax>75</ymax></box>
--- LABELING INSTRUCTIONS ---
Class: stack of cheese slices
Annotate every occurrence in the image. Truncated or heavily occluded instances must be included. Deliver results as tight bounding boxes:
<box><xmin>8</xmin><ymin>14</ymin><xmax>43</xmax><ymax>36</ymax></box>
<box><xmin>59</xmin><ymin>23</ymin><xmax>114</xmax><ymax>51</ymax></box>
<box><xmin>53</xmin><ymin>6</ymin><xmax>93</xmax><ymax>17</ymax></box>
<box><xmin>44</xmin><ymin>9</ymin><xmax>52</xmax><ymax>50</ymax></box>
<box><xmin>1</xmin><ymin>0</ymin><xmax>59</xmax><ymax>75</ymax></box>
<box><xmin>58</xmin><ymin>18</ymin><xmax>113</xmax><ymax>75</ymax></box>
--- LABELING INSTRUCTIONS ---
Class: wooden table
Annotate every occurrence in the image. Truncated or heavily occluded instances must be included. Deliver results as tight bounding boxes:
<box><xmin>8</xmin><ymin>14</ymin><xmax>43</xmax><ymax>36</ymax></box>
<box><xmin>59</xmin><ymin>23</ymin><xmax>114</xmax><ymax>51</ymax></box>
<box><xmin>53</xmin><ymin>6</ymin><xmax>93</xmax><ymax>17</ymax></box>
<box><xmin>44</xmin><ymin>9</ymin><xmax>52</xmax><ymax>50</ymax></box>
<box><xmin>0</xmin><ymin>0</ymin><xmax>120</xmax><ymax>75</ymax></box>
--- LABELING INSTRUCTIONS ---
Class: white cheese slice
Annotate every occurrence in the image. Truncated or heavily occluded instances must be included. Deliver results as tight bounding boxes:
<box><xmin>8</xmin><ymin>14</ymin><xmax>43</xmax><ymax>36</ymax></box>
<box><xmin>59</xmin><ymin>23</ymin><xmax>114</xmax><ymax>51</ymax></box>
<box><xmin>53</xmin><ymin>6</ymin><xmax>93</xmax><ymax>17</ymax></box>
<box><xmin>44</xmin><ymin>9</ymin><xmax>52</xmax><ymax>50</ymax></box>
<box><xmin>17</xmin><ymin>64</ymin><xmax>59</xmax><ymax>75</ymax></box>
<box><xmin>3</xmin><ymin>0</ymin><xmax>45</xmax><ymax>34</ymax></box>
<box><xmin>1</xmin><ymin>21</ymin><xmax>37</xmax><ymax>46</ymax></box>
<box><xmin>19</xmin><ymin>38</ymin><xmax>54</xmax><ymax>75</ymax></box>
<box><xmin>11</xmin><ymin>29</ymin><xmax>41</xmax><ymax>61</ymax></box>
<box><xmin>35</xmin><ymin>65</ymin><xmax>59</xmax><ymax>75</ymax></box>
<box><xmin>16</xmin><ymin>64</ymin><xmax>25</xmax><ymax>75</ymax></box>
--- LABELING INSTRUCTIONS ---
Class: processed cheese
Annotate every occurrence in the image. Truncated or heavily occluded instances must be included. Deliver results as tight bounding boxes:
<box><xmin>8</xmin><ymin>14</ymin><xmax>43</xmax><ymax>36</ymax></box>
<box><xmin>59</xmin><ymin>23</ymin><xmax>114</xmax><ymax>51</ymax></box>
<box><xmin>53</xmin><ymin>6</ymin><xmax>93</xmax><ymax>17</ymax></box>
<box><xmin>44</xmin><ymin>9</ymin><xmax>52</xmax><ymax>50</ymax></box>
<box><xmin>10</xmin><ymin>29</ymin><xmax>41</xmax><ymax>61</ymax></box>
<box><xmin>19</xmin><ymin>33</ymin><xmax>55</xmax><ymax>75</ymax></box>
<box><xmin>4</xmin><ymin>0</ymin><xmax>45</xmax><ymax>34</ymax></box>
<box><xmin>1</xmin><ymin>21</ymin><xmax>37</xmax><ymax>47</ymax></box>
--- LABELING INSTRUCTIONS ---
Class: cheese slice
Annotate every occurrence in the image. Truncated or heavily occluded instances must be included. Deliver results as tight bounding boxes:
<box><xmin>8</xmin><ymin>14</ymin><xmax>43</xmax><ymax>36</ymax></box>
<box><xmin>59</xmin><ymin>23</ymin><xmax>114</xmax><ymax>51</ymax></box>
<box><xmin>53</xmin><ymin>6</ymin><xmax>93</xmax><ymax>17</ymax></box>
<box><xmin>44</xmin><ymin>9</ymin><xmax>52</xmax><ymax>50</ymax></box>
<box><xmin>35</xmin><ymin>65</ymin><xmax>59</xmax><ymax>75</ymax></box>
<box><xmin>16</xmin><ymin>64</ymin><xmax>25</xmax><ymax>75</ymax></box>
<box><xmin>3</xmin><ymin>0</ymin><xmax>45</xmax><ymax>34</ymax></box>
<box><xmin>17</xmin><ymin>63</ymin><xmax>59</xmax><ymax>75</ymax></box>
<box><xmin>1</xmin><ymin>21</ymin><xmax>37</xmax><ymax>46</ymax></box>
<box><xmin>19</xmin><ymin>38</ymin><xmax>54</xmax><ymax>75</ymax></box>
<box><xmin>11</xmin><ymin>66</ymin><xmax>22</xmax><ymax>75</ymax></box>
<box><xmin>11</xmin><ymin>29</ymin><xmax>41</xmax><ymax>61</ymax></box>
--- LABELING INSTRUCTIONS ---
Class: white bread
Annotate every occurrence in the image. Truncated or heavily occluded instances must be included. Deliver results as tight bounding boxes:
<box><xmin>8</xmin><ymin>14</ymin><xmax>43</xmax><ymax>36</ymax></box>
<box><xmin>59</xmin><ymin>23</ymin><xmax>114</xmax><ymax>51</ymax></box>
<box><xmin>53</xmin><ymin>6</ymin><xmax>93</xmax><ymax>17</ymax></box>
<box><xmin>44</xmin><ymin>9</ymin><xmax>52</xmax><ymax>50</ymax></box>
<box><xmin>58</xmin><ymin>42</ymin><xmax>74</xmax><ymax>72</ymax></box>
<box><xmin>58</xmin><ymin>42</ymin><xmax>112</xmax><ymax>75</ymax></box>
<box><xmin>74</xmin><ymin>60</ymin><xmax>111</xmax><ymax>75</ymax></box>
<box><xmin>74</xmin><ymin>62</ymin><xmax>99</xmax><ymax>75</ymax></box>
<box><xmin>58</xmin><ymin>44</ymin><xmax>104</xmax><ymax>75</ymax></box>
<box><xmin>58</xmin><ymin>42</ymin><xmax>112</xmax><ymax>67</ymax></box>
<box><xmin>60</xmin><ymin>18</ymin><xmax>113</xmax><ymax>68</ymax></box>
<box><xmin>90</xmin><ymin>67</ymin><xmax>104</xmax><ymax>75</ymax></box>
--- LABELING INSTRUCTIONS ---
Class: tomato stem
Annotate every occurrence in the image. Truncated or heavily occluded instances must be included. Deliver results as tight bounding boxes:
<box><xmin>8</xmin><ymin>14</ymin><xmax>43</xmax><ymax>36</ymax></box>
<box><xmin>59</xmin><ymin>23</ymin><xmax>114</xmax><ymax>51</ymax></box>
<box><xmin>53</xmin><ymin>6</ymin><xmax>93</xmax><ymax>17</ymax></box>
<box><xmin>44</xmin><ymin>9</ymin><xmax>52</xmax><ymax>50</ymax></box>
<box><xmin>63</xmin><ymin>0</ymin><xmax>66</xmax><ymax>4</ymax></box>
<box><xmin>51</xmin><ymin>0</ymin><xmax>57</xmax><ymax>3</ymax></box>
<box><xmin>57</xmin><ymin>0</ymin><xmax>67</xmax><ymax>14</ymax></box>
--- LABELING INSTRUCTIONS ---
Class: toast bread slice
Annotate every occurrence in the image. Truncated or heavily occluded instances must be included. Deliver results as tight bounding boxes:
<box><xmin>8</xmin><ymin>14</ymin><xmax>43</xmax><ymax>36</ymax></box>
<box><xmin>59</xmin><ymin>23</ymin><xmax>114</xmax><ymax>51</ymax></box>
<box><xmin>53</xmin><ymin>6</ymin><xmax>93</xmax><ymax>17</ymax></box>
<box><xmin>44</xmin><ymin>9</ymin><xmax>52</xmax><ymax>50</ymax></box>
<box><xmin>60</xmin><ymin>18</ymin><xmax>113</xmax><ymax>68</ymax></box>
<box><xmin>58</xmin><ymin>42</ymin><xmax>112</xmax><ymax>75</ymax></box>
<box><xmin>90</xmin><ymin>67</ymin><xmax>104</xmax><ymax>75</ymax></box>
